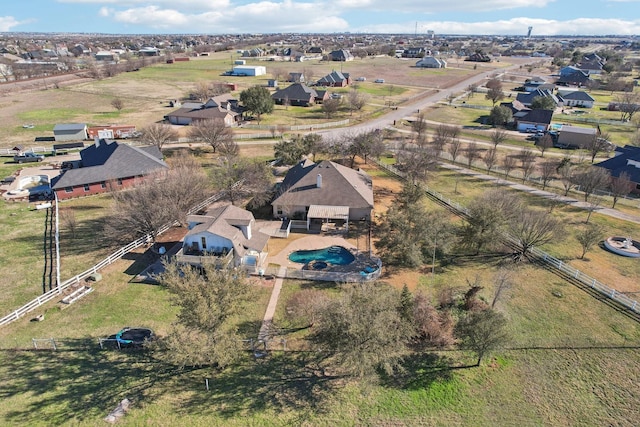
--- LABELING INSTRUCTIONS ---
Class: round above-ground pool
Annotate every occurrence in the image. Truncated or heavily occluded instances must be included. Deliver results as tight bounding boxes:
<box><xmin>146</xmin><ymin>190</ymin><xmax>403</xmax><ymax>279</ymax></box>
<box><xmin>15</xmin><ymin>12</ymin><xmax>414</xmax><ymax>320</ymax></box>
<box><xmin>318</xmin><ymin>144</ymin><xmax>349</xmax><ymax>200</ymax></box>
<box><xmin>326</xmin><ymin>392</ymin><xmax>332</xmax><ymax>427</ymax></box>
<box><xmin>289</xmin><ymin>245</ymin><xmax>355</xmax><ymax>266</ymax></box>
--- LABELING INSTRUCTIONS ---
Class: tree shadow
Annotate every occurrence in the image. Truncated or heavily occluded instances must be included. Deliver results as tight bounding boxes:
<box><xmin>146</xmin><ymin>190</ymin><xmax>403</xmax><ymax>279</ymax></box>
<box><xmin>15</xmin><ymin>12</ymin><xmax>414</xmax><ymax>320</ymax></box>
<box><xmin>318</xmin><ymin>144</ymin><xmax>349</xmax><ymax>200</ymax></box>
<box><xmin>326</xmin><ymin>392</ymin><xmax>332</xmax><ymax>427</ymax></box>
<box><xmin>0</xmin><ymin>344</ymin><xmax>193</xmax><ymax>425</ymax></box>
<box><xmin>379</xmin><ymin>352</ymin><xmax>466</xmax><ymax>390</ymax></box>
<box><xmin>176</xmin><ymin>352</ymin><xmax>339</xmax><ymax>420</ymax></box>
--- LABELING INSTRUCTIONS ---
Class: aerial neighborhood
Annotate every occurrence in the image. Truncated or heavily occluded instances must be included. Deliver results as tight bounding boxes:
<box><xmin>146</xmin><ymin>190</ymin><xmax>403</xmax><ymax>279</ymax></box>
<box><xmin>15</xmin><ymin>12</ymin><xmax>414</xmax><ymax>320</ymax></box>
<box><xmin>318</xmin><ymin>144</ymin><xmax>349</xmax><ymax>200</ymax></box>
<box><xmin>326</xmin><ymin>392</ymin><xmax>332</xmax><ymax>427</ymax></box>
<box><xmin>1</xmin><ymin>29</ymin><xmax>640</xmax><ymax>425</ymax></box>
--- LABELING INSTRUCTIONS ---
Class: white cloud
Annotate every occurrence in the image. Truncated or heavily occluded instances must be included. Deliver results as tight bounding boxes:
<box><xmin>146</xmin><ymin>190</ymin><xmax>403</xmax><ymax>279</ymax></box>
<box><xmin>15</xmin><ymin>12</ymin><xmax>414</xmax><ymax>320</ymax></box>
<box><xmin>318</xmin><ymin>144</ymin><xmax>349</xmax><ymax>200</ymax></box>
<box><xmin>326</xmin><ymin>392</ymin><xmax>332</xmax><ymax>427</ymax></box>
<box><xmin>110</xmin><ymin>1</ymin><xmax>349</xmax><ymax>33</ymax></box>
<box><xmin>358</xmin><ymin>17</ymin><xmax>640</xmax><ymax>36</ymax></box>
<box><xmin>0</xmin><ymin>16</ymin><xmax>27</xmax><ymax>32</ymax></box>
<box><xmin>334</xmin><ymin>0</ymin><xmax>553</xmax><ymax>12</ymax></box>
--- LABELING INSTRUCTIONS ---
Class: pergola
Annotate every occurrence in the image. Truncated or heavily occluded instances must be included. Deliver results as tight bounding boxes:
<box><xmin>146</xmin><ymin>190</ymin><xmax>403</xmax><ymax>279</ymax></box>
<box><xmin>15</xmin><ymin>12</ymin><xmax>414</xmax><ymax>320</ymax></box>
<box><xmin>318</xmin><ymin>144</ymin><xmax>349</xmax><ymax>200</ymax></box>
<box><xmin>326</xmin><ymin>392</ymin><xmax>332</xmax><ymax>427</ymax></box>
<box><xmin>306</xmin><ymin>204</ymin><xmax>350</xmax><ymax>231</ymax></box>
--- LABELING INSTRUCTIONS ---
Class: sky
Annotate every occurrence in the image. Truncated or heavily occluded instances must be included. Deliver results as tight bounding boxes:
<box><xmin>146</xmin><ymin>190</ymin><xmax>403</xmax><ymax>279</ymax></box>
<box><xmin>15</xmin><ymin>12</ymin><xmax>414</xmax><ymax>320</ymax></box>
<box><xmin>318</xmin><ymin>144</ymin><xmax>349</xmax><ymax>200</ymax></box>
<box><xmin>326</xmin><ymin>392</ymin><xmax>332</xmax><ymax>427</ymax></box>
<box><xmin>1</xmin><ymin>0</ymin><xmax>640</xmax><ymax>36</ymax></box>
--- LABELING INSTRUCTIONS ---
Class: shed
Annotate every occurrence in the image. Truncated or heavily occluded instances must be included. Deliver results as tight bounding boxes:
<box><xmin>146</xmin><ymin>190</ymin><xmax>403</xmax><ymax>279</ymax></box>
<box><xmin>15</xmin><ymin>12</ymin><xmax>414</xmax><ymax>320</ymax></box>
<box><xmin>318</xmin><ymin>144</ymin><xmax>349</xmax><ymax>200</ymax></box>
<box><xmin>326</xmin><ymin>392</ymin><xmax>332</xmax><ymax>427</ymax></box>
<box><xmin>232</xmin><ymin>65</ymin><xmax>266</xmax><ymax>76</ymax></box>
<box><xmin>53</xmin><ymin>123</ymin><xmax>88</xmax><ymax>142</ymax></box>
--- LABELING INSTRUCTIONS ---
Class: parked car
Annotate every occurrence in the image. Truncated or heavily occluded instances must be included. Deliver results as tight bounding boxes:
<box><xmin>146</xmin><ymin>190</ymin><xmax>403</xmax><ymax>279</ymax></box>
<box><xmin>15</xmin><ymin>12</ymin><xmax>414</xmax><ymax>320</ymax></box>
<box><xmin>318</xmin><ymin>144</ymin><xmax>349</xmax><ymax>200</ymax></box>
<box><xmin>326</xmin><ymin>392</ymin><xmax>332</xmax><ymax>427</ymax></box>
<box><xmin>356</xmin><ymin>77</ymin><xmax>366</xmax><ymax>81</ymax></box>
<box><xmin>14</xmin><ymin>152</ymin><xmax>45</xmax><ymax>163</ymax></box>
<box><xmin>374</xmin><ymin>78</ymin><xmax>385</xmax><ymax>83</ymax></box>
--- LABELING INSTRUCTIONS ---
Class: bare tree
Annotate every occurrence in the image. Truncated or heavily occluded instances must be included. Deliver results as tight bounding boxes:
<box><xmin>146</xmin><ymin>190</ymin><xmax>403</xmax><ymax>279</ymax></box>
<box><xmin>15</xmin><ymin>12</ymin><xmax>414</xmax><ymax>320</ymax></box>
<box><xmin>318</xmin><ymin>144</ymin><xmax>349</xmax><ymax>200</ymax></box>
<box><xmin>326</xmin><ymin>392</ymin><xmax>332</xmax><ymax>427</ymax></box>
<box><xmin>574</xmin><ymin>167</ymin><xmax>610</xmax><ymax>202</ymax></box>
<box><xmin>486</xmin><ymin>86</ymin><xmax>505</xmax><ymax>106</ymax></box>
<box><xmin>540</xmin><ymin>161</ymin><xmax>557</xmax><ymax>190</ymax></box>
<box><xmin>111</xmin><ymin>97</ymin><xmax>125</xmax><ymax>112</ymax></box>
<box><xmin>398</xmin><ymin>147</ymin><xmax>439</xmax><ymax>184</ymax></box>
<box><xmin>502</xmin><ymin>155</ymin><xmax>517</xmax><ymax>179</ymax></box>
<box><xmin>610</xmin><ymin>171</ymin><xmax>633</xmax><ymax>208</ymax></box>
<box><xmin>140</xmin><ymin>123</ymin><xmax>178</xmax><ymax>150</ymax></box>
<box><xmin>59</xmin><ymin>208</ymin><xmax>78</xmax><ymax>239</ymax></box>
<box><xmin>455</xmin><ymin>309</ymin><xmax>509</xmax><ymax>366</ymax></box>
<box><xmin>104</xmin><ymin>153</ymin><xmax>210</xmax><ymax>245</ymax></box>
<box><xmin>347</xmin><ymin>88</ymin><xmax>369</xmax><ymax>115</ymax></box>
<box><xmin>536</xmin><ymin>134</ymin><xmax>554</xmax><ymax>157</ymax></box>
<box><xmin>508</xmin><ymin>208</ymin><xmax>562</xmax><ymax>260</ymax></box>
<box><xmin>322</xmin><ymin>98</ymin><xmax>341</xmax><ymax>119</ymax></box>
<box><xmin>466</xmin><ymin>83</ymin><xmax>478</xmax><ymax>99</ymax></box>
<box><xmin>447</xmin><ymin>138</ymin><xmax>463</xmax><ymax>164</ymax></box>
<box><xmin>210</xmin><ymin>156</ymin><xmax>273</xmax><ymax>207</ymax></box>
<box><xmin>586</xmin><ymin>132</ymin><xmax>612</xmax><ymax>163</ymax></box>
<box><xmin>576</xmin><ymin>223</ymin><xmax>604</xmax><ymax>259</ymax></box>
<box><xmin>558</xmin><ymin>161</ymin><xmax>575</xmax><ymax>196</ymax></box>
<box><xmin>187</xmin><ymin>118</ymin><xmax>233</xmax><ymax>153</ymax></box>
<box><xmin>490</xmin><ymin>128</ymin><xmax>508</xmax><ymax>148</ymax></box>
<box><xmin>465</xmin><ymin>142</ymin><xmax>481</xmax><ymax>168</ymax></box>
<box><xmin>483</xmin><ymin>147</ymin><xmax>498</xmax><ymax>172</ymax></box>
<box><xmin>614</xmin><ymin>91</ymin><xmax>640</xmax><ymax>122</ymax></box>
<box><xmin>411</xmin><ymin>113</ymin><xmax>428</xmax><ymax>146</ymax></box>
<box><xmin>519</xmin><ymin>149</ymin><xmax>536</xmax><ymax>183</ymax></box>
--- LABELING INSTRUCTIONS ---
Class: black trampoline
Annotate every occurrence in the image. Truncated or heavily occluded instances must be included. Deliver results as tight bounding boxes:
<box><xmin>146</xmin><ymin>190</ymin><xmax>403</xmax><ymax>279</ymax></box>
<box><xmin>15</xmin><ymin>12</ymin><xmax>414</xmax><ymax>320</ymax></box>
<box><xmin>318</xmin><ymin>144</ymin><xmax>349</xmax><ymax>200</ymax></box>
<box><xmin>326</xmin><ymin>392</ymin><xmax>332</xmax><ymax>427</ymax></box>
<box><xmin>114</xmin><ymin>327</ymin><xmax>154</xmax><ymax>347</ymax></box>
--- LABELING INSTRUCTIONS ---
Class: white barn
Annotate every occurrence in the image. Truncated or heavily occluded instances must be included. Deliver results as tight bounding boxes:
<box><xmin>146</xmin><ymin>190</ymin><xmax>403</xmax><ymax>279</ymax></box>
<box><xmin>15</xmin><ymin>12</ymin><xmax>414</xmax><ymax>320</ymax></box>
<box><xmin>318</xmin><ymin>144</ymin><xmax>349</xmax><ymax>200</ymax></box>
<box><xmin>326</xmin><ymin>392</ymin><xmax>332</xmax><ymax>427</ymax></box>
<box><xmin>232</xmin><ymin>65</ymin><xmax>267</xmax><ymax>76</ymax></box>
<box><xmin>415</xmin><ymin>57</ymin><xmax>447</xmax><ymax>68</ymax></box>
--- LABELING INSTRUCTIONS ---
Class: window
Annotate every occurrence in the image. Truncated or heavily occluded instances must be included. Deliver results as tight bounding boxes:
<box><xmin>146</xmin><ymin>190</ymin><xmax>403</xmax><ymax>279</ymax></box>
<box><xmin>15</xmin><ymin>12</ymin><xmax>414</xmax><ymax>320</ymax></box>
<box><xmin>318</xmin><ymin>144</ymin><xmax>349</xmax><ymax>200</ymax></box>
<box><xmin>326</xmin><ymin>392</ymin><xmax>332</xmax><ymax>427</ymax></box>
<box><xmin>201</xmin><ymin>236</ymin><xmax>207</xmax><ymax>251</ymax></box>
<box><xmin>276</xmin><ymin>208</ymin><xmax>283</xmax><ymax>215</ymax></box>
<box><xmin>65</xmin><ymin>187</ymin><xmax>72</xmax><ymax>193</ymax></box>
<box><xmin>83</xmin><ymin>184</ymin><xmax>90</xmax><ymax>192</ymax></box>
<box><xmin>100</xmin><ymin>181</ymin><xmax>106</xmax><ymax>189</ymax></box>
<box><xmin>117</xmin><ymin>178</ymin><xmax>123</xmax><ymax>186</ymax></box>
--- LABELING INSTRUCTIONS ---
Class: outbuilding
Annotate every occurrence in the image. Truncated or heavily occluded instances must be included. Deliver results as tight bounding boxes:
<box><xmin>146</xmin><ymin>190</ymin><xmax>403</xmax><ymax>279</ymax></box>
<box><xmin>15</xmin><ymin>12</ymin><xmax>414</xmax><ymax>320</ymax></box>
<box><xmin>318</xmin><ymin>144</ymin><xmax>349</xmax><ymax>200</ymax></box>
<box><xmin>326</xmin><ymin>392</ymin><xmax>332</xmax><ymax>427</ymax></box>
<box><xmin>53</xmin><ymin>123</ymin><xmax>88</xmax><ymax>142</ymax></box>
<box><xmin>231</xmin><ymin>65</ymin><xmax>266</xmax><ymax>76</ymax></box>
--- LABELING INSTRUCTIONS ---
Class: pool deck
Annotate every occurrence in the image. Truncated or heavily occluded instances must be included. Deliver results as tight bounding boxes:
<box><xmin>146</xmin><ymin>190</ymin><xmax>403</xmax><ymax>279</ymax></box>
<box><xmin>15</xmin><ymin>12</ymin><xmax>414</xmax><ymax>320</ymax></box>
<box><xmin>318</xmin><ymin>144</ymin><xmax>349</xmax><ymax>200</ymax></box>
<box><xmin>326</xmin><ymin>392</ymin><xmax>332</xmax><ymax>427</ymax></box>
<box><xmin>265</xmin><ymin>234</ymin><xmax>358</xmax><ymax>270</ymax></box>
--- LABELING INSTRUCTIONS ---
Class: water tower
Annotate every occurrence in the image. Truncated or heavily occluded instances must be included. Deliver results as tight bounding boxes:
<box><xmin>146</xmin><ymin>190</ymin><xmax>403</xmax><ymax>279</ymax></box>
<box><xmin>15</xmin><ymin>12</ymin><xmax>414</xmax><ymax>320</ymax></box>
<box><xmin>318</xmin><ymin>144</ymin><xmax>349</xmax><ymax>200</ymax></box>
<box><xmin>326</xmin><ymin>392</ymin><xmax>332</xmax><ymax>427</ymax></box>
<box><xmin>527</xmin><ymin>26</ymin><xmax>533</xmax><ymax>39</ymax></box>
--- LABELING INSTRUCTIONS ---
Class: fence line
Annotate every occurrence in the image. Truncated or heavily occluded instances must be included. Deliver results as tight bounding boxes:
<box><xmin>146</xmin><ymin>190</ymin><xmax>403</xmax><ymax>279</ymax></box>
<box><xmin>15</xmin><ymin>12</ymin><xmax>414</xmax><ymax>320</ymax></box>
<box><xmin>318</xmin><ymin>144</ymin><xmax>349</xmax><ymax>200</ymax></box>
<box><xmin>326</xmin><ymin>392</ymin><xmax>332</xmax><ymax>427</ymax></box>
<box><xmin>242</xmin><ymin>119</ymin><xmax>349</xmax><ymax>131</ymax></box>
<box><xmin>0</xmin><ymin>191</ymin><xmax>226</xmax><ymax>328</ymax></box>
<box><xmin>370</xmin><ymin>158</ymin><xmax>640</xmax><ymax>316</ymax></box>
<box><xmin>0</xmin><ymin>146</ymin><xmax>48</xmax><ymax>156</ymax></box>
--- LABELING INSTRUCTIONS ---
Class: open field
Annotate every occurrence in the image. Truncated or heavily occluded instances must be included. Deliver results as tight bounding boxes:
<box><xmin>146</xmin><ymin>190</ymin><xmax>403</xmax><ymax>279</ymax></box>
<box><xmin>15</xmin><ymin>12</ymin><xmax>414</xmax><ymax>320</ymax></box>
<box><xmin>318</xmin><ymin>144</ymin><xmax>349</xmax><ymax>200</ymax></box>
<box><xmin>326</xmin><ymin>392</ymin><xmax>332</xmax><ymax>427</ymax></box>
<box><xmin>1</xmin><ymin>54</ymin><xmax>640</xmax><ymax>425</ymax></box>
<box><xmin>0</xmin><ymin>51</ymin><xmax>531</xmax><ymax>148</ymax></box>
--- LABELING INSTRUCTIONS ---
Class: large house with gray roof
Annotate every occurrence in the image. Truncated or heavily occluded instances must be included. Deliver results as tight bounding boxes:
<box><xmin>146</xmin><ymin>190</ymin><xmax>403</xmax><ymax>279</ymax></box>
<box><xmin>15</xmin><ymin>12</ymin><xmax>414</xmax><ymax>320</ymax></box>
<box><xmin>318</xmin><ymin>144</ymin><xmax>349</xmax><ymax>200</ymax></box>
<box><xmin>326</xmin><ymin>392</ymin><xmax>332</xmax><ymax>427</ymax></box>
<box><xmin>271</xmin><ymin>159</ymin><xmax>373</xmax><ymax>231</ymax></box>
<box><xmin>176</xmin><ymin>204</ymin><xmax>270</xmax><ymax>270</ymax></box>
<box><xmin>51</xmin><ymin>139</ymin><xmax>167</xmax><ymax>200</ymax></box>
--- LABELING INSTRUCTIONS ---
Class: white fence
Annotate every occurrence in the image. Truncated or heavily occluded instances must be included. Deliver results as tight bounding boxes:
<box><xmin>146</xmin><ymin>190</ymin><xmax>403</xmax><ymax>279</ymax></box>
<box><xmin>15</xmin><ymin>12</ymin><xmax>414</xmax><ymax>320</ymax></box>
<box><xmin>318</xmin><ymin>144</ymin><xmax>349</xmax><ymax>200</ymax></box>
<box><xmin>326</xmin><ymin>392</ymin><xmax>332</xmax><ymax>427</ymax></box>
<box><xmin>0</xmin><ymin>146</ymin><xmax>49</xmax><ymax>156</ymax></box>
<box><xmin>371</xmin><ymin>158</ymin><xmax>640</xmax><ymax>316</ymax></box>
<box><xmin>242</xmin><ymin>119</ymin><xmax>350</xmax><ymax>132</ymax></box>
<box><xmin>0</xmin><ymin>191</ymin><xmax>226</xmax><ymax>328</ymax></box>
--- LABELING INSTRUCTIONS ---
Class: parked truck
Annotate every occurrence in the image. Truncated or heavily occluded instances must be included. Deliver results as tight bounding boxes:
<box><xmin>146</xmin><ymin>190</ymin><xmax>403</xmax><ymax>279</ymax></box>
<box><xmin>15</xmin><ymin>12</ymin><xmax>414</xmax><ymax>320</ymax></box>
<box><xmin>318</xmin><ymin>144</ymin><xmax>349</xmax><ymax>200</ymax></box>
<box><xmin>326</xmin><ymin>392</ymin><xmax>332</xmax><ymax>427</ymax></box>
<box><xmin>14</xmin><ymin>152</ymin><xmax>45</xmax><ymax>163</ymax></box>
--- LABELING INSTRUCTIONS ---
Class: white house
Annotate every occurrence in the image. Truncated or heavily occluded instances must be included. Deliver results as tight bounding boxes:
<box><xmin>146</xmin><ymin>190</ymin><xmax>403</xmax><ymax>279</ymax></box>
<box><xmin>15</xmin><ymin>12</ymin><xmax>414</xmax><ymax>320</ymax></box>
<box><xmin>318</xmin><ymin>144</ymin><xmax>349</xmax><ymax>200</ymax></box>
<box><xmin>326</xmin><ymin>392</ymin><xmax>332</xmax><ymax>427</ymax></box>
<box><xmin>176</xmin><ymin>204</ymin><xmax>269</xmax><ymax>271</ymax></box>
<box><xmin>415</xmin><ymin>57</ymin><xmax>447</xmax><ymax>68</ymax></box>
<box><xmin>557</xmin><ymin>90</ymin><xmax>595</xmax><ymax>108</ymax></box>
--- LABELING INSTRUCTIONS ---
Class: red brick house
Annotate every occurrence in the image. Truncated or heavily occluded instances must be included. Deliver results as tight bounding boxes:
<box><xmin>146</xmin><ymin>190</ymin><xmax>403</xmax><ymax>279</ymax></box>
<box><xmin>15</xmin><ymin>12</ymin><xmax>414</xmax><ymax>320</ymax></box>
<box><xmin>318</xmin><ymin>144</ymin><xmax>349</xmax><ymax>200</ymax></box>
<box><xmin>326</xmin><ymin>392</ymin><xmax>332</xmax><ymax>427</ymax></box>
<box><xmin>51</xmin><ymin>139</ymin><xmax>167</xmax><ymax>200</ymax></box>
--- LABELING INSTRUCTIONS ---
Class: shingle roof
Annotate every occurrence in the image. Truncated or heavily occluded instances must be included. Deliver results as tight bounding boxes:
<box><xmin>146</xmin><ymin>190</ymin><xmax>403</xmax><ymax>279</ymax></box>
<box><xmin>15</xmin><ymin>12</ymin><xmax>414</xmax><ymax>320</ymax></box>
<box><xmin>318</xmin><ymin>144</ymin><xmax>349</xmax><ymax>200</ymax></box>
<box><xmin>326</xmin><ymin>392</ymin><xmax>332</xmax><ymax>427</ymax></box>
<box><xmin>561</xmin><ymin>91</ymin><xmax>595</xmax><ymax>102</ymax></box>
<box><xmin>596</xmin><ymin>145</ymin><xmax>640</xmax><ymax>183</ymax></box>
<box><xmin>271</xmin><ymin>83</ymin><xmax>317</xmax><ymax>102</ymax></box>
<box><xmin>51</xmin><ymin>140</ymin><xmax>167</xmax><ymax>189</ymax></box>
<box><xmin>186</xmin><ymin>204</ymin><xmax>269</xmax><ymax>256</ymax></box>
<box><xmin>272</xmin><ymin>160</ymin><xmax>373</xmax><ymax>210</ymax></box>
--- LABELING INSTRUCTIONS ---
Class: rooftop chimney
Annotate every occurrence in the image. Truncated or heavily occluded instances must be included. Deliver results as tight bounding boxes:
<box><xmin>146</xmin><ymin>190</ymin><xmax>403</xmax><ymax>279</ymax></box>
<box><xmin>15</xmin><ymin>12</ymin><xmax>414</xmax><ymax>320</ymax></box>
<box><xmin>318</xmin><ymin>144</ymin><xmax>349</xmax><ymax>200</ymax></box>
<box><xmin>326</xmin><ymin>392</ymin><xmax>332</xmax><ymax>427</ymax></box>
<box><xmin>94</xmin><ymin>137</ymin><xmax>100</xmax><ymax>148</ymax></box>
<box><xmin>317</xmin><ymin>173</ymin><xmax>322</xmax><ymax>188</ymax></box>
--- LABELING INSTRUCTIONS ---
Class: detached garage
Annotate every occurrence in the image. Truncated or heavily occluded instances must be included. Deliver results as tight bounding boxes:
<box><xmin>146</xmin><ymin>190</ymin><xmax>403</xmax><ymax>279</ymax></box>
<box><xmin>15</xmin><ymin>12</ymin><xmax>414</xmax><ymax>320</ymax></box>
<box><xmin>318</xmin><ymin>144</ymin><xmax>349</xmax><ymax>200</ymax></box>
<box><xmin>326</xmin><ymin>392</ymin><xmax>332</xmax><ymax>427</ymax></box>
<box><xmin>53</xmin><ymin>123</ymin><xmax>88</xmax><ymax>142</ymax></box>
<box><xmin>232</xmin><ymin>65</ymin><xmax>266</xmax><ymax>76</ymax></box>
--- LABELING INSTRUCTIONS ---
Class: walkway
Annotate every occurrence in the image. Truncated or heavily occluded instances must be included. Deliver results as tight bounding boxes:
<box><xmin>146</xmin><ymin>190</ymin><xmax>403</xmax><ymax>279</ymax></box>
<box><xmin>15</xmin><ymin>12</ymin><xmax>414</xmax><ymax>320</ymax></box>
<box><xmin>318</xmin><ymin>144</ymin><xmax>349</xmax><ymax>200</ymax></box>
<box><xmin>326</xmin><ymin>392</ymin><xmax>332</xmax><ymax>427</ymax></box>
<box><xmin>256</xmin><ymin>234</ymin><xmax>358</xmax><ymax>342</ymax></box>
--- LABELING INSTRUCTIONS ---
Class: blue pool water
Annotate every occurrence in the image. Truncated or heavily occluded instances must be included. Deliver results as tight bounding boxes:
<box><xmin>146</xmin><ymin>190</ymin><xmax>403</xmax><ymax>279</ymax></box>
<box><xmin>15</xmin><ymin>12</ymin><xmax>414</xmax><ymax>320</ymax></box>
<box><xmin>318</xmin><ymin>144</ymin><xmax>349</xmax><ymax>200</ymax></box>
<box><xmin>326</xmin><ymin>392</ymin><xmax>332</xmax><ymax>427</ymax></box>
<box><xmin>288</xmin><ymin>246</ymin><xmax>355</xmax><ymax>265</ymax></box>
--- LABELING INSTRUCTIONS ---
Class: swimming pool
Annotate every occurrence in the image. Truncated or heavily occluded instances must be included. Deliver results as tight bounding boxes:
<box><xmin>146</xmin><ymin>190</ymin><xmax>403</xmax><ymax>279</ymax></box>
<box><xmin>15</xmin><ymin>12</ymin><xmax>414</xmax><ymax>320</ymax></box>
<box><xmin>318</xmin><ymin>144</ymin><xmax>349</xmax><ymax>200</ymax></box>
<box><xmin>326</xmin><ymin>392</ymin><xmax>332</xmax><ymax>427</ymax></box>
<box><xmin>288</xmin><ymin>246</ymin><xmax>355</xmax><ymax>265</ymax></box>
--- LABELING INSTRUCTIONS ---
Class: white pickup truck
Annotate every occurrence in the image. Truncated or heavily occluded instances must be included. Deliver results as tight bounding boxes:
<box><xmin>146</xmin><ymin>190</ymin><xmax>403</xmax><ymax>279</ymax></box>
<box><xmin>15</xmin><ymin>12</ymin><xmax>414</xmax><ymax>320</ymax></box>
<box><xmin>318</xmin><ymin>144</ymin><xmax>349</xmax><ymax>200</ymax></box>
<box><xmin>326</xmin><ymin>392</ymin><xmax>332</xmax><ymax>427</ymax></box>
<box><xmin>14</xmin><ymin>152</ymin><xmax>45</xmax><ymax>163</ymax></box>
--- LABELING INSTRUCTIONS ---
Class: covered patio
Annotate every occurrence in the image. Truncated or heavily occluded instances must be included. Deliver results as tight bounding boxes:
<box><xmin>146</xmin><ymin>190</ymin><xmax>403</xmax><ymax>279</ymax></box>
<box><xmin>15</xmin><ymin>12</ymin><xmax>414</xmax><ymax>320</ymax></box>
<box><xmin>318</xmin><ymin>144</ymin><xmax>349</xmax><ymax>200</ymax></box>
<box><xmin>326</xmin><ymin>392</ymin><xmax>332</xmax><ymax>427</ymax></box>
<box><xmin>306</xmin><ymin>204</ymin><xmax>350</xmax><ymax>232</ymax></box>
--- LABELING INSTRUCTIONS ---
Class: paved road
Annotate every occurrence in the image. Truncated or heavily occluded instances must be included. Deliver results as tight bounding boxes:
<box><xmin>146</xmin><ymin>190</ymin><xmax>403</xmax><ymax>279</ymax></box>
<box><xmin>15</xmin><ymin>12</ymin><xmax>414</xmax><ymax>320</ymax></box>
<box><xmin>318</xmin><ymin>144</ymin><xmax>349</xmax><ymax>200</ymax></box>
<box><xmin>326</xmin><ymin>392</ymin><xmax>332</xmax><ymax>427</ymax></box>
<box><xmin>317</xmin><ymin>63</ymin><xmax>528</xmax><ymax>139</ymax></box>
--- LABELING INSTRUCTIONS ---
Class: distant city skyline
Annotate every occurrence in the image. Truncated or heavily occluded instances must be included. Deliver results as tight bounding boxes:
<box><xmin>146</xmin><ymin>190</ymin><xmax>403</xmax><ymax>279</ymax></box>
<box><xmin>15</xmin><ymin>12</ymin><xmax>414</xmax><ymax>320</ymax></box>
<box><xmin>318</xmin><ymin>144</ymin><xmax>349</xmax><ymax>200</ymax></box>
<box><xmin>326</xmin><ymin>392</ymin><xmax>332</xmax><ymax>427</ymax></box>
<box><xmin>1</xmin><ymin>0</ymin><xmax>640</xmax><ymax>36</ymax></box>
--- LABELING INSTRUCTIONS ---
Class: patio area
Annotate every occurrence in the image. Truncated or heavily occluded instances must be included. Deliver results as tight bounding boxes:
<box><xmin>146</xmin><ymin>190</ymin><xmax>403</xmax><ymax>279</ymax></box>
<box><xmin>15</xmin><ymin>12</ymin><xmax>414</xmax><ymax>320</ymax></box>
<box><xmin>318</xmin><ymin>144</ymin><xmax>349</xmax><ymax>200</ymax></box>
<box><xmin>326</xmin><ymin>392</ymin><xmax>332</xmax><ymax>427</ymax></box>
<box><xmin>259</xmin><ymin>223</ymin><xmax>381</xmax><ymax>280</ymax></box>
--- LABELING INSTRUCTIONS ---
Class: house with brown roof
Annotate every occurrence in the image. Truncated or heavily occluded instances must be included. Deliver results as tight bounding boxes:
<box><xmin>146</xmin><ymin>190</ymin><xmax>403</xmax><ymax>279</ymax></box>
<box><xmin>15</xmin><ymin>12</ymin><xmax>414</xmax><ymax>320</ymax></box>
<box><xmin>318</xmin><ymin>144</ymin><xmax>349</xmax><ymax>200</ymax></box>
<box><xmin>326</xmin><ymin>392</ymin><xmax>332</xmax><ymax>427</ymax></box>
<box><xmin>271</xmin><ymin>83</ymin><xmax>319</xmax><ymax>107</ymax></box>
<box><xmin>50</xmin><ymin>139</ymin><xmax>167</xmax><ymax>200</ymax></box>
<box><xmin>316</xmin><ymin>70</ymin><xmax>350</xmax><ymax>87</ymax></box>
<box><xmin>164</xmin><ymin>94</ymin><xmax>243</xmax><ymax>126</ymax></box>
<box><xmin>271</xmin><ymin>159</ymin><xmax>373</xmax><ymax>231</ymax></box>
<box><xmin>176</xmin><ymin>204</ymin><xmax>270</xmax><ymax>271</ymax></box>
